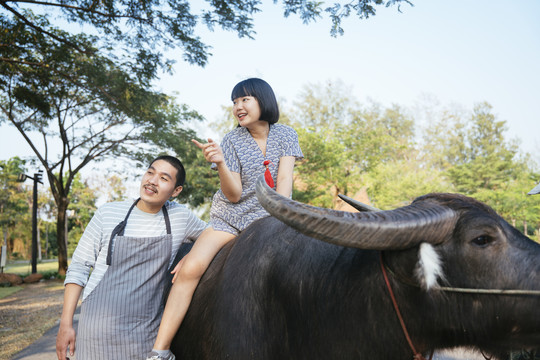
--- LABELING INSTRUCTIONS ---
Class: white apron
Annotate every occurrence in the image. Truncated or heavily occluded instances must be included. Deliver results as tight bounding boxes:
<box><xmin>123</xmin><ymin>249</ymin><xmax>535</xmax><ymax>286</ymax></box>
<box><xmin>77</xmin><ymin>199</ymin><xmax>172</xmax><ymax>360</ymax></box>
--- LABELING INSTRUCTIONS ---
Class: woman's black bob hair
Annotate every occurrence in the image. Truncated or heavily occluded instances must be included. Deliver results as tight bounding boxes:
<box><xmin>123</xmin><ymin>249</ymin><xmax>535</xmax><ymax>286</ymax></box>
<box><xmin>231</xmin><ymin>78</ymin><xmax>280</xmax><ymax>124</ymax></box>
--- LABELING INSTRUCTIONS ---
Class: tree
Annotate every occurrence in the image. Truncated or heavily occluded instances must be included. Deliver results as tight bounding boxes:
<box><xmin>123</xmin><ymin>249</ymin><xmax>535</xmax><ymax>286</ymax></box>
<box><xmin>421</xmin><ymin>102</ymin><xmax>540</xmax><ymax>236</ymax></box>
<box><xmin>67</xmin><ymin>173</ymin><xmax>99</xmax><ymax>255</ymax></box>
<box><xmin>0</xmin><ymin>19</ymin><xmax>204</xmax><ymax>274</ymax></box>
<box><xmin>422</xmin><ymin>102</ymin><xmax>523</xmax><ymax>195</ymax></box>
<box><xmin>294</xmin><ymin>126</ymin><xmax>351</xmax><ymax>207</ymax></box>
<box><xmin>37</xmin><ymin>186</ymin><xmax>57</xmax><ymax>259</ymax></box>
<box><xmin>473</xmin><ymin>166</ymin><xmax>540</xmax><ymax>239</ymax></box>
<box><xmin>418</xmin><ymin>103</ymin><xmax>469</xmax><ymax>172</ymax></box>
<box><xmin>1</xmin><ymin>0</ymin><xmax>414</xmax><ymax>272</ymax></box>
<box><xmin>1</xmin><ymin>0</ymin><xmax>413</xmax><ymax>83</ymax></box>
<box><xmin>101</xmin><ymin>175</ymin><xmax>126</xmax><ymax>202</ymax></box>
<box><xmin>345</xmin><ymin>102</ymin><xmax>416</xmax><ymax>173</ymax></box>
<box><xmin>364</xmin><ymin>157</ymin><xmax>451</xmax><ymax>209</ymax></box>
<box><xmin>288</xmin><ymin>81</ymin><xmax>416</xmax><ymax>208</ymax></box>
<box><xmin>0</xmin><ymin>157</ymin><xmax>30</xmax><ymax>260</ymax></box>
<box><xmin>288</xmin><ymin>81</ymin><xmax>362</xmax><ymax>207</ymax></box>
<box><xmin>446</xmin><ymin>103</ymin><xmax>520</xmax><ymax>194</ymax></box>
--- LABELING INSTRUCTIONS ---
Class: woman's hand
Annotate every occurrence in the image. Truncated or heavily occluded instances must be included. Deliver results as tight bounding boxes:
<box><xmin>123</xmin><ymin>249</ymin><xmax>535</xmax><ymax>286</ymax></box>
<box><xmin>192</xmin><ymin>138</ymin><xmax>242</xmax><ymax>202</ymax></box>
<box><xmin>192</xmin><ymin>139</ymin><xmax>224</xmax><ymax>164</ymax></box>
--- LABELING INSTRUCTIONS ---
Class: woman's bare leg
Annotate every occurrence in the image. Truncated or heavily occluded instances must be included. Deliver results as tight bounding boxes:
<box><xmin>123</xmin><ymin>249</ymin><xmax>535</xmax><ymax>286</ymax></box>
<box><xmin>152</xmin><ymin>228</ymin><xmax>235</xmax><ymax>350</ymax></box>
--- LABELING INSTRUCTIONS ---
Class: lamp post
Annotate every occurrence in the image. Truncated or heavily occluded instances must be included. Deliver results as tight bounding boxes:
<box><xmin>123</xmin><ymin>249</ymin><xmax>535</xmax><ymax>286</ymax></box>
<box><xmin>17</xmin><ymin>170</ymin><xmax>43</xmax><ymax>274</ymax></box>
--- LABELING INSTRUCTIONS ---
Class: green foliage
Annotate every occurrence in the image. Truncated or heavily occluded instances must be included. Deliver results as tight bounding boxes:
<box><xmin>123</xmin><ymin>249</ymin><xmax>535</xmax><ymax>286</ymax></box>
<box><xmin>473</xmin><ymin>172</ymin><xmax>540</xmax><ymax>237</ymax></box>
<box><xmin>294</xmin><ymin>126</ymin><xmax>351</xmax><ymax>207</ymax></box>
<box><xmin>288</xmin><ymin>81</ymin><xmax>417</xmax><ymax>208</ymax></box>
<box><xmin>280</xmin><ymin>81</ymin><xmax>540</xmax><ymax>241</ymax></box>
<box><xmin>65</xmin><ymin>173</ymin><xmax>98</xmax><ymax>256</ymax></box>
<box><xmin>288</xmin><ymin>81</ymin><xmax>361</xmax><ymax>207</ymax></box>
<box><xmin>40</xmin><ymin>219</ymin><xmax>58</xmax><ymax>259</ymax></box>
<box><xmin>0</xmin><ymin>157</ymin><xmax>32</xmax><ymax>259</ymax></box>
<box><xmin>0</xmin><ymin>160</ymin><xmax>62</xmax><ymax>261</ymax></box>
<box><xmin>208</xmin><ymin>105</ymin><xmax>237</xmax><ymax>140</ymax></box>
<box><xmin>0</xmin><ymin>17</ymin><xmax>205</xmax><ymax>273</ymax></box>
<box><xmin>1</xmin><ymin>0</ymin><xmax>415</xmax><ymax>273</ymax></box>
<box><xmin>104</xmin><ymin>175</ymin><xmax>128</xmax><ymax>203</ymax></box>
<box><xmin>445</xmin><ymin>103</ymin><xmax>520</xmax><ymax>195</ymax></box>
<box><xmin>1</xmin><ymin>1</ymin><xmax>413</xmax><ymax>82</ymax></box>
<box><xmin>136</xmin><ymin>121</ymin><xmax>218</xmax><ymax>208</ymax></box>
<box><xmin>323</xmin><ymin>0</ymin><xmax>413</xmax><ymax>36</ymax></box>
<box><xmin>37</xmin><ymin>269</ymin><xmax>63</xmax><ymax>280</ymax></box>
<box><xmin>0</xmin><ymin>157</ymin><xmax>29</xmax><ymax>228</ymax></box>
<box><xmin>420</xmin><ymin>102</ymin><xmax>539</xmax><ymax>232</ymax></box>
<box><xmin>345</xmin><ymin>102</ymin><xmax>415</xmax><ymax>172</ymax></box>
<box><xmin>365</xmin><ymin>158</ymin><xmax>452</xmax><ymax>210</ymax></box>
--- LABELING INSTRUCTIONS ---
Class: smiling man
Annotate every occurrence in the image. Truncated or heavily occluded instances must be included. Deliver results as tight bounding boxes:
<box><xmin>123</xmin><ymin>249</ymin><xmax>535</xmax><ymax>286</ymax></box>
<box><xmin>56</xmin><ymin>155</ymin><xmax>207</xmax><ymax>360</ymax></box>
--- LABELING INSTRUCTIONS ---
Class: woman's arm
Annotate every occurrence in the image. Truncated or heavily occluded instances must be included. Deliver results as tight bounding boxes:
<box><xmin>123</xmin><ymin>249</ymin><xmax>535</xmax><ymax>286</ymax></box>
<box><xmin>215</xmin><ymin>162</ymin><xmax>242</xmax><ymax>203</ymax></box>
<box><xmin>275</xmin><ymin>156</ymin><xmax>296</xmax><ymax>197</ymax></box>
<box><xmin>192</xmin><ymin>139</ymin><xmax>242</xmax><ymax>203</ymax></box>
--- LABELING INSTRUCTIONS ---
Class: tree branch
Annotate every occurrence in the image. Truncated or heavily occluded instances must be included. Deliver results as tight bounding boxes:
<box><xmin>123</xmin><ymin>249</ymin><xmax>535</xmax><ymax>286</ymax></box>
<box><xmin>6</xmin><ymin>111</ymin><xmax>49</xmax><ymax>170</ymax></box>
<box><xmin>0</xmin><ymin>2</ymin><xmax>90</xmax><ymax>53</ymax></box>
<box><xmin>4</xmin><ymin>0</ymin><xmax>152</xmax><ymax>21</ymax></box>
<box><xmin>0</xmin><ymin>57</ymin><xmax>48</xmax><ymax>67</ymax></box>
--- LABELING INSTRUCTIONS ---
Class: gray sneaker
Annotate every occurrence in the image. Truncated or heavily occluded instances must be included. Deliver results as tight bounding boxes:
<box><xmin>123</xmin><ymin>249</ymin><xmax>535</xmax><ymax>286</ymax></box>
<box><xmin>146</xmin><ymin>350</ymin><xmax>176</xmax><ymax>360</ymax></box>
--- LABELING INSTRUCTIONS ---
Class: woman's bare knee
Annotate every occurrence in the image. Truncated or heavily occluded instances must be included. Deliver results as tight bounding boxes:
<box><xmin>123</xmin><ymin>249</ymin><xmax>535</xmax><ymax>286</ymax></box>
<box><xmin>177</xmin><ymin>256</ymin><xmax>206</xmax><ymax>281</ymax></box>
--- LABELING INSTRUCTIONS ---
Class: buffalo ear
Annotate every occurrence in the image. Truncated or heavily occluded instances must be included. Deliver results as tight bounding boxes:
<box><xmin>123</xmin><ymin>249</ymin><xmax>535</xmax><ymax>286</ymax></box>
<box><xmin>338</xmin><ymin>194</ymin><xmax>380</xmax><ymax>212</ymax></box>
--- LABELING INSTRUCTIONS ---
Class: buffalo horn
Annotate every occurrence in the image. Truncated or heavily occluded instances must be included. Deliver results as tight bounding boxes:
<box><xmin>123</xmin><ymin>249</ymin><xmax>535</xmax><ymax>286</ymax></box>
<box><xmin>528</xmin><ymin>181</ymin><xmax>540</xmax><ymax>195</ymax></box>
<box><xmin>338</xmin><ymin>194</ymin><xmax>380</xmax><ymax>212</ymax></box>
<box><xmin>256</xmin><ymin>176</ymin><xmax>458</xmax><ymax>250</ymax></box>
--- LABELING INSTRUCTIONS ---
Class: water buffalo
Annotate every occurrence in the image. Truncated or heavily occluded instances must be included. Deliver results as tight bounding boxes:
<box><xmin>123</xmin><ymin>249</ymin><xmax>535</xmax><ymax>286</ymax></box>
<box><xmin>170</xmin><ymin>177</ymin><xmax>540</xmax><ymax>359</ymax></box>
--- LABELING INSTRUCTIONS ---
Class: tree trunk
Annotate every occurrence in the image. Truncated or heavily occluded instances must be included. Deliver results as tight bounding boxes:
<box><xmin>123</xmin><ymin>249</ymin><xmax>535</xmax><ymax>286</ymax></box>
<box><xmin>56</xmin><ymin>199</ymin><xmax>69</xmax><ymax>275</ymax></box>
<box><xmin>45</xmin><ymin>222</ymin><xmax>49</xmax><ymax>260</ymax></box>
<box><xmin>37</xmin><ymin>223</ymin><xmax>42</xmax><ymax>261</ymax></box>
<box><xmin>1</xmin><ymin>227</ymin><xmax>7</xmax><ymax>273</ymax></box>
<box><xmin>523</xmin><ymin>220</ymin><xmax>528</xmax><ymax>237</ymax></box>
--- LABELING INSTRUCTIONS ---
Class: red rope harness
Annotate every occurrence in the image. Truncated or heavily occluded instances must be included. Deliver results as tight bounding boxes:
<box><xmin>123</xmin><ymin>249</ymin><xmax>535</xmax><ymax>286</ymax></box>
<box><xmin>380</xmin><ymin>252</ymin><xmax>434</xmax><ymax>360</ymax></box>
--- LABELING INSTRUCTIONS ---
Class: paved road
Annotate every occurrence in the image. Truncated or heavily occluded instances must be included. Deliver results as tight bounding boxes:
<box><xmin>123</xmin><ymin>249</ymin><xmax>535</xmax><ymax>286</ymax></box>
<box><xmin>12</xmin><ymin>307</ymin><xmax>79</xmax><ymax>360</ymax></box>
<box><xmin>11</xmin><ymin>306</ymin><xmax>484</xmax><ymax>360</ymax></box>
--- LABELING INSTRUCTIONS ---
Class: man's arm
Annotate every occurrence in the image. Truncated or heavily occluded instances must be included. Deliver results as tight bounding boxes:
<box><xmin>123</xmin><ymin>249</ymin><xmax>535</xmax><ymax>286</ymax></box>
<box><xmin>56</xmin><ymin>283</ymin><xmax>83</xmax><ymax>360</ymax></box>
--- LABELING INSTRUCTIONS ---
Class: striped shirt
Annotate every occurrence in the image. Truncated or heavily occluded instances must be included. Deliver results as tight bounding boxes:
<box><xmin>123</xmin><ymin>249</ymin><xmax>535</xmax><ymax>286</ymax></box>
<box><xmin>65</xmin><ymin>199</ymin><xmax>207</xmax><ymax>300</ymax></box>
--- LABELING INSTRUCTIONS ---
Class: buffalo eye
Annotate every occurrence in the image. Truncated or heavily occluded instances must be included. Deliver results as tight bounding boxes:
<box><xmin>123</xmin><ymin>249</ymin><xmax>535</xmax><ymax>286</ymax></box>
<box><xmin>471</xmin><ymin>235</ymin><xmax>493</xmax><ymax>247</ymax></box>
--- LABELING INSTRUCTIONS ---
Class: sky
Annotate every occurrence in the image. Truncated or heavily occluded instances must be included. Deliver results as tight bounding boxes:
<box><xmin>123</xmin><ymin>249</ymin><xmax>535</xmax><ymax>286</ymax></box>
<box><xmin>159</xmin><ymin>0</ymin><xmax>540</xmax><ymax>156</ymax></box>
<box><xmin>2</xmin><ymin>0</ymin><xmax>540</xmax><ymax>179</ymax></box>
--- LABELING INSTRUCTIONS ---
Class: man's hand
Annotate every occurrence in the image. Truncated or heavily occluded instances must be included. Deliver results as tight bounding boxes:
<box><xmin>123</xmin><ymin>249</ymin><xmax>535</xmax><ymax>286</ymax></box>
<box><xmin>171</xmin><ymin>257</ymin><xmax>186</xmax><ymax>283</ymax></box>
<box><xmin>56</xmin><ymin>323</ymin><xmax>76</xmax><ymax>360</ymax></box>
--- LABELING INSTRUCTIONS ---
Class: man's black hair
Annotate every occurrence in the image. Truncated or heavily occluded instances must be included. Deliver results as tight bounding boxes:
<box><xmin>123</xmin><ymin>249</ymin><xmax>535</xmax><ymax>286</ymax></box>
<box><xmin>149</xmin><ymin>155</ymin><xmax>185</xmax><ymax>187</ymax></box>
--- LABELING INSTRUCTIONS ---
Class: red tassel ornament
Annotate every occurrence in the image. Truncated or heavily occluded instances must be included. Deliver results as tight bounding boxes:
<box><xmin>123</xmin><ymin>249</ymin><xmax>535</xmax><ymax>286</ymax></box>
<box><xmin>263</xmin><ymin>160</ymin><xmax>274</xmax><ymax>188</ymax></box>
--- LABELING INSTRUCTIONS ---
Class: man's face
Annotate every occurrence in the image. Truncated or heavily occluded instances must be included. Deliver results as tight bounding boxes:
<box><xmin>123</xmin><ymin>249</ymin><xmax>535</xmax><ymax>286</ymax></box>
<box><xmin>138</xmin><ymin>159</ymin><xmax>182</xmax><ymax>213</ymax></box>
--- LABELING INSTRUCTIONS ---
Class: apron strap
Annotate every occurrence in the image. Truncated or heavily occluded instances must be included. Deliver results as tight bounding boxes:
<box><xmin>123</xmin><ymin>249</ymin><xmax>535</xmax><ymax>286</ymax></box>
<box><xmin>162</xmin><ymin>205</ymin><xmax>171</xmax><ymax>235</ymax></box>
<box><xmin>106</xmin><ymin>199</ymin><xmax>171</xmax><ymax>266</ymax></box>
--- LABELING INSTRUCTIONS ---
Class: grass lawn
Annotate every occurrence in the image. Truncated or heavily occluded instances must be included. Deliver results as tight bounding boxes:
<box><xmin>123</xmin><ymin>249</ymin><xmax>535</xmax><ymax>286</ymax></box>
<box><xmin>4</xmin><ymin>259</ymin><xmax>60</xmax><ymax>276</ymax></box>
<box><xmin>1</xmin><ymin>260</ymin><xmax>64</xmax><ymax>300</ymax></box>
<box><xmin>0</xmin><ymin>286</ymin><xmax>23</xmax><ymax>299</ymax></box>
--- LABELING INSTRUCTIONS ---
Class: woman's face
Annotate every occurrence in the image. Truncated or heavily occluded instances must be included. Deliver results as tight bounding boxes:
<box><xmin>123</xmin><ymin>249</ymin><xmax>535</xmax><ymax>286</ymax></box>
<box><xmin>232</xmin><ymin>96</ymin><xmax>262</xmax><ymax>128</ymax></box>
